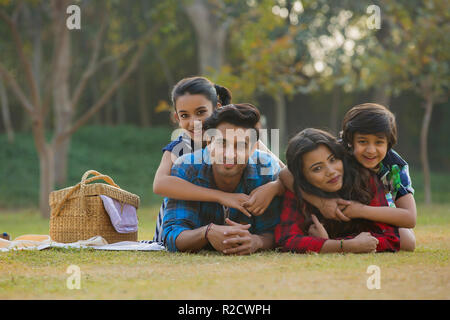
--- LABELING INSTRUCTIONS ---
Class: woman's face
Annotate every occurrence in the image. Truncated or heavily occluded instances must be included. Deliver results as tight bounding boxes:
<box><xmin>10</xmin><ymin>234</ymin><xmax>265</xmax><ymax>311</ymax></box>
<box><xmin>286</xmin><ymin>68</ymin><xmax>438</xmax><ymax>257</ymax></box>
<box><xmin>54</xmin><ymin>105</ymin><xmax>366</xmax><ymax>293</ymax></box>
<box><xmin>302</xmin><ymin>144</ymin><xmax>344</xmax><ymax>193</ymax></box>
<box><xmin>174</xmin><ymin>94</ymin><xmax>216</xmax><ymax>139</ymax></box>
<box><xmin>351</xmin><ymin>133</ymin><xmax>388</xmax><ymax>171</ymax></box>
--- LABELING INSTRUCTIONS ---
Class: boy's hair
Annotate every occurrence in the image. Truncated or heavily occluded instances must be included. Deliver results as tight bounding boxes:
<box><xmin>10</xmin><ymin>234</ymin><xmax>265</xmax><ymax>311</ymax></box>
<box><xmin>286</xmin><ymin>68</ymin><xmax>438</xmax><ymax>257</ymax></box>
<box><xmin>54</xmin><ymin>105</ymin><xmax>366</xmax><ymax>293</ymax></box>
<box><xmin>171</xmin><ymin>76</ymin><xmax>232</xmax><ymax>110</ymax></box>
<box><xmin>203</xmin><ymin>103</ymin><xmax>261</xmax><ymax>141</ymax></box>
<box><xmin>341</xmin><ymin>103</ymin><xmax>398</xmax><ymax>150</ymax></box>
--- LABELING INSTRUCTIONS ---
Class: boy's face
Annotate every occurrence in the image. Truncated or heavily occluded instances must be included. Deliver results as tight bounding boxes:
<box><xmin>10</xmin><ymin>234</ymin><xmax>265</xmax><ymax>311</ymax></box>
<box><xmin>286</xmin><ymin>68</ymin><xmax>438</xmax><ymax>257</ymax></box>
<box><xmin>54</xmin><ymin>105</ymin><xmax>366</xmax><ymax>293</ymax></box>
<box><xmin>352</xmin><ymin>133</ymin><xmax>388</xmax><ymax>171</ymax></box>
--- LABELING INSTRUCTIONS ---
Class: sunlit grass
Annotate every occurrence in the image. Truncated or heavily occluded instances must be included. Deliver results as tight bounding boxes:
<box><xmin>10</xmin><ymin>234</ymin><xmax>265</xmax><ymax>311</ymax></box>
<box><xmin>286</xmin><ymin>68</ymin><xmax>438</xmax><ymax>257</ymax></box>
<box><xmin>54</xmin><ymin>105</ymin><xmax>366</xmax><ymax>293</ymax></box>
<box><xmin>0</xmin><ymin>204</ymin><xmax>449</xmax><ymax>299</ymax></box>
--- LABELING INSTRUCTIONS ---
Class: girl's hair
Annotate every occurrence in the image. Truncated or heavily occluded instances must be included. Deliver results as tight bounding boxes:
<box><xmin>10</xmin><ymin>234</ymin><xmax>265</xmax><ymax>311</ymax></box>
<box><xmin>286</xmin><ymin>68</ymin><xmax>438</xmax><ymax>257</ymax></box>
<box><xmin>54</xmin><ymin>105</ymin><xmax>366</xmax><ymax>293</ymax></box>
<box><xmin>341</xmin><ymin>103</ymin><xmax>397</xmax><ymax>150</ymax></box>
<box><xmin>171</xmin><ymin>76</ymin><xmax>232</xmax><ymax>110</ymax></box>
<box><xmin>286</xmin><ymin>128</ymin><xmax>378</xmax><ymax>238</ymax></box>
<box><xmin>203</xmin><ymin>103</ymin><xmax>261</xmax><ymax>141</ymax></box>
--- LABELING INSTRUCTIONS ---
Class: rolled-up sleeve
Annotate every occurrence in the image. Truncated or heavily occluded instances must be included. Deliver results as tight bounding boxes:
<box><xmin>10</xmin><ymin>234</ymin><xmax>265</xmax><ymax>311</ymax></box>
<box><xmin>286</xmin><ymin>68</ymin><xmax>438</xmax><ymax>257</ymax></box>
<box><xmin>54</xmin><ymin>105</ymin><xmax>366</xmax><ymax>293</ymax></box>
<box><xmin>162</xmin><ymin>199</ymin><xmax>199</xmax><ymax>252</ymax></box>
<box><xmin>161</xmin><ymin>155</ymin><xmax>199</xmax><ymax>252</ymax></box>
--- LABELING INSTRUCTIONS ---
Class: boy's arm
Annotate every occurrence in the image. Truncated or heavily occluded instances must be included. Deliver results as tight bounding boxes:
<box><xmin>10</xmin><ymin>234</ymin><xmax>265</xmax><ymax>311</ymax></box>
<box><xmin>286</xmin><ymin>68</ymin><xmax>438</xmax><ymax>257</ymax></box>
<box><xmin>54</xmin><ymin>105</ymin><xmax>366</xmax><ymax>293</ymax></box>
<box><xmin>343</xmin><ymin>193</ymin><xmax>417</xmax><ymax>228</ymax></box>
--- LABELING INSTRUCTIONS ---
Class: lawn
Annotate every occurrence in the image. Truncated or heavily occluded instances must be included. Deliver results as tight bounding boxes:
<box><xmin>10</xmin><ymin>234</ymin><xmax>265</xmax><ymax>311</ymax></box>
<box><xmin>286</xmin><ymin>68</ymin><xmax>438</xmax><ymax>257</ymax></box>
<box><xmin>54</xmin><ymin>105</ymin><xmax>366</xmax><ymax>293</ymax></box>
<box><xmin>0</xmin><ymin>204</ymin><xmax>449</xmax><ymax>300</ymax></box>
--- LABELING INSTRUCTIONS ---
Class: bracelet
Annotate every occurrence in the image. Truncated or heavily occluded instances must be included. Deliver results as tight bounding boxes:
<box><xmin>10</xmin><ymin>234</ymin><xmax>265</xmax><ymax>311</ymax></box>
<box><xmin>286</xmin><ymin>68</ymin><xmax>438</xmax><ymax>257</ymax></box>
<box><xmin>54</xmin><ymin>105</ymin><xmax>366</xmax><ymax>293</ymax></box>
<box><xmin>204</xmin><ymin>223</ymin><xmax>213</xmax><ymax>241</ymax></box>
<box><xmin>340</xmin><ymin>239</ymin><xmax>344</xmax><ymax>253</ymax></box>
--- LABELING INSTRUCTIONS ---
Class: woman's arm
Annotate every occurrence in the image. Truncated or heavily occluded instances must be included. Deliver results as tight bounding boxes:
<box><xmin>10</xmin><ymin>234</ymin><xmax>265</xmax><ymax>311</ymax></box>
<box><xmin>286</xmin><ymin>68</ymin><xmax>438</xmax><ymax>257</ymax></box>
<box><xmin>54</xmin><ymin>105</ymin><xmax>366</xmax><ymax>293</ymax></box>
<box><xmin>343</xmin><ymin>193</ymin><xmax>417</xmax><ymax>228</ymax></box>
<box><xmin>153</xmin><ymin>151</ymin><xmax>252</xmax><ymax>216</ymax></box>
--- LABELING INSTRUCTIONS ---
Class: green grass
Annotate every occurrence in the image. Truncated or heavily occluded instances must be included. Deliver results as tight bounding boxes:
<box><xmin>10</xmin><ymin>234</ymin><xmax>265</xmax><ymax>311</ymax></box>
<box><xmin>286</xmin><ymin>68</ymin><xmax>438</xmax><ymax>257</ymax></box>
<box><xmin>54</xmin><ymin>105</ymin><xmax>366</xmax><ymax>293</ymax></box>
<box><xmin>0</xmin><ymin>204</ymin><xmax>449</xmax><ymax>299</ymax></box>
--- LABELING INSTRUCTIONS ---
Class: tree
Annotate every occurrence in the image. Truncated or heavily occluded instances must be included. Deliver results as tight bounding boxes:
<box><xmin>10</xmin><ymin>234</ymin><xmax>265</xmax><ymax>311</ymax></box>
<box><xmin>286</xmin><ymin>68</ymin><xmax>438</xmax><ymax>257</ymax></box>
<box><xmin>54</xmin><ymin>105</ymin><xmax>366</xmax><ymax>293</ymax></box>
<box><xmin>368</xmin><ymin>0</ymin><xmax>449</xmax><ymax>204</ymax></box>
<box><xmin>0</xmin><ymin>1</ymin><xmax>160</xmax><ymax>216</ymax></box>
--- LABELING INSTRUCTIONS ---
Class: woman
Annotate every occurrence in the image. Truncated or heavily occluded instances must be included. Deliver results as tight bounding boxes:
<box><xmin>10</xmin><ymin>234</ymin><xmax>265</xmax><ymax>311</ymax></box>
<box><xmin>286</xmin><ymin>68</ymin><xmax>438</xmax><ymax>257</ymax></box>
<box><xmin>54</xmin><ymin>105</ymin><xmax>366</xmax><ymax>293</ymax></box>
<box><xmin>275</xmin><ymin>128</ymin><xmax>401</xmax><ymax>253</ymax></box>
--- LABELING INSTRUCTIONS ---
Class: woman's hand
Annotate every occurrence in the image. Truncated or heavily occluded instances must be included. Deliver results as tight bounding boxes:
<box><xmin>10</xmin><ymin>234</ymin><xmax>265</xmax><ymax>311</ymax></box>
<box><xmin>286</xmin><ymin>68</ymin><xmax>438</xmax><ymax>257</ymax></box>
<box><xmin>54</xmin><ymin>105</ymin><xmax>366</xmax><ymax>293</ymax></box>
<box><xmin>243</xmin><ymin>180</ymin><xmax>282</xmax><ymax>216</ymax></box>
<box><xmin>346</xmin><ymin>232</ymin><xmax>379</xmax><ymax>253</ymax></box>
<box><xmin>308</xmin><ymin>214</ymin><xmax>329</xmax><ymax>239</ymax></box>
<box><xmin>218</xmin><ymin>192</ymin><xmax>252</xmax><ymax>217</ymax></box>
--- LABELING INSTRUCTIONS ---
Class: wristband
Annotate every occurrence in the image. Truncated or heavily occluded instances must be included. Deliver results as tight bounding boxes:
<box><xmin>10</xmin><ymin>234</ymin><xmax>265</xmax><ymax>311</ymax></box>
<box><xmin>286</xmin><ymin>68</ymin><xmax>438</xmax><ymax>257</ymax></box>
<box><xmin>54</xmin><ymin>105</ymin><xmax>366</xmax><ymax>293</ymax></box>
<box><xmin>340</xmin><ymin>239</ymin><xmax>344</xmax><ymax>253</ymax></box>
<box><xmin>205</xmin><ymin>223</ymin><xmax>213</xmax><ymax>241</ymax></box>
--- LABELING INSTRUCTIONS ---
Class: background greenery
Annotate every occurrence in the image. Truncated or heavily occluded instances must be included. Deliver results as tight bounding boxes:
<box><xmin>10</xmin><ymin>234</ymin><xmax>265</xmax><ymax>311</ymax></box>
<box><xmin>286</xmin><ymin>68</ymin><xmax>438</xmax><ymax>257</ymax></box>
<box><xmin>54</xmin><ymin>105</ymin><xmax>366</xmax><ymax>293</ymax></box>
<box><xmin>1</xmin><ymin>125</ymin><xmax>449</xmax><ymax>210</ymax></box>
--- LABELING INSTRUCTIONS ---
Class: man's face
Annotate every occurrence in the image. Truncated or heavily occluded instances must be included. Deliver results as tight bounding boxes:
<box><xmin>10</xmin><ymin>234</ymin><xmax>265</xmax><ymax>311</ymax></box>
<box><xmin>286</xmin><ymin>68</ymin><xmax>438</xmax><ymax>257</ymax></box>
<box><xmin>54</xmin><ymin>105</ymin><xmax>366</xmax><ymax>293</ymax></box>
<box><xmin>209</xmin><ymin>122</ymin><xmax>257</xmax><ymax>178</ymax></box>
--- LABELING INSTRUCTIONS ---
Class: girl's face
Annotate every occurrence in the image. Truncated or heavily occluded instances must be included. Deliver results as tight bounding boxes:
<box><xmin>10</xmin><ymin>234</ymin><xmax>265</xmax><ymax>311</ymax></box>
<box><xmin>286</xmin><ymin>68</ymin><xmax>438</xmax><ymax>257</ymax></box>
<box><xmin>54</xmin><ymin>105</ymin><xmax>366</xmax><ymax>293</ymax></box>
<box><xmin>351</xmin><ymin>133</ymin><xmax>388</xmax><ymax>171</ymax></box>
<box><xmin>302</xmin><ymin>144</ymin><xmax>344</xmax><ymax>193</ymax></box>
<box><xmin>174</xmin><ymin>94</ymin><xmax>216</xmax><ymax>139</ymax></box>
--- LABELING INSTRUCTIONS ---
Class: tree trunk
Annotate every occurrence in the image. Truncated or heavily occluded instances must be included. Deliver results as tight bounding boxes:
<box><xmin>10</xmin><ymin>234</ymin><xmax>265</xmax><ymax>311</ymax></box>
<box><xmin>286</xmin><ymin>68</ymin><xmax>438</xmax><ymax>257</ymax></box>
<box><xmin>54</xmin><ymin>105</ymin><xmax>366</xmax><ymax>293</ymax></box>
<box><xmin>372</xmin><ymin>84</ymin><xmax>391</xmax><ymax>107</ymax></box>
<box><xmin>0</xmin><ymin>77</ymin><xmax>14</xmax><ymax>142</ymax></box>
<box><xmin>39</xmin><ymin>144</ymin><xmax>55</xmax><ymax>218</ymax></box>
<box><xmin>329</xmin><ymin>87</ymin><xmax>340</xmax><ymax>136</ymax></box>
<box><xmin>184</xmin><ymin>0</ymin><xmax>230</xmax><ymax>75</ymax></box>
<box><xmin>274</xmin><ymin>92</ymin><xmax>287</xmax><ymax>152</ymax></box>
<box><xmin>420</xmin><ymin>95</ymin><xmax>433</xmax><ymax>204</ymax></box>
<box><xmin>138</xmin><ymin>68</ymin><xmax>150</xmax><ymax>127</ymax></box>
<box><xmin>52</xmin><ymin>0</ymin><xmax>72</xmax><ymax>187</ymax></box>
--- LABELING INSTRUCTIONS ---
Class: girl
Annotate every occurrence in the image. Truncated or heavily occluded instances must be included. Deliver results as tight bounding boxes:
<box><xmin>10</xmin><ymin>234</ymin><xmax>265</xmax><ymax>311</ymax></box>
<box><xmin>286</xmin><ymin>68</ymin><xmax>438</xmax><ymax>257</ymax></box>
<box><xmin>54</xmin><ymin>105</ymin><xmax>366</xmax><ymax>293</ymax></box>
<box><xmin>275</xmin><ymin>128</ymin><xmax>401</xmax><ymax>253</ymax></box>
<box><xmin>152</xmin><ymin>76</ymin><xmax>284</xmax><ymax>242</ymax></box>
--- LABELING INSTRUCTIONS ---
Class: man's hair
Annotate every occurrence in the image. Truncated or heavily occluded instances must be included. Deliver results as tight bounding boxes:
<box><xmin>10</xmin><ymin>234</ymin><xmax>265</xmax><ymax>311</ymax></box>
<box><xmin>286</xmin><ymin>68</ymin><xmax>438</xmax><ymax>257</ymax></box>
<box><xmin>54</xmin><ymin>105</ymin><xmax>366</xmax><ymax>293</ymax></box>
<box><xmin>341</xmin><ymin>103</ymin><xmax>398</xmax><ymax>150</ymax></box>
<box><xmin>203</xmin><ymin>103</ymin><xmax>261</xmax><ymax>141</ymax></box>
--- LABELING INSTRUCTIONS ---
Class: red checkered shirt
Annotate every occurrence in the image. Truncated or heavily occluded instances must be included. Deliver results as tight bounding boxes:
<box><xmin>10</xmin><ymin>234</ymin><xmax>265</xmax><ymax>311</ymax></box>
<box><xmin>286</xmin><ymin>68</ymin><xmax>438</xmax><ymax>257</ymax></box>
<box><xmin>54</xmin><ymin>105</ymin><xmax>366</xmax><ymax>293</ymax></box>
<box><xmin>274</xmin><ymin>176</ymin><xmax>400</xmax><ymax>253</ymax></box>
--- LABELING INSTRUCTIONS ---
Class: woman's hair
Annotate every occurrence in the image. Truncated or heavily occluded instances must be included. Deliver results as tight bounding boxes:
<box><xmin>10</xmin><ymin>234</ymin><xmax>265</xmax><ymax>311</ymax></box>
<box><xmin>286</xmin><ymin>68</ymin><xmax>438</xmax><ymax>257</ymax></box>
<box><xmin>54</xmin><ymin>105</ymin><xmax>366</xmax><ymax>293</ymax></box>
<box><xmin>341</xmin><ymin>103</ymin><xmax>397</xmax><ymax>150</ymax></box>
<box><xmin>286</xmin><ymin>128</ymin><xmax>377</xmax><ymax>238</ymax></box>
<box><xmin>171</xmin><ymin>76</ymin><xmax>232</xmax><ymax>110</ymax></box>
<box><xmin>203</xmin><ymin>103</ymin><xmax>261</xmax><ymax>141</ymax></box>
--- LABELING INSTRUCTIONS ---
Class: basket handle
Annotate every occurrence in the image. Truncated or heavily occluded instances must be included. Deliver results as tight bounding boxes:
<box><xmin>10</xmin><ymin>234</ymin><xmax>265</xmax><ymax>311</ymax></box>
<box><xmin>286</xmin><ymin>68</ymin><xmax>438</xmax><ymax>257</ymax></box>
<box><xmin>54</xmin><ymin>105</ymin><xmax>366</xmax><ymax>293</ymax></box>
<box><xmin>81</xmin><ymin>170</ymin><xmax>120</xmax><ymax>188</ymax></box>
<box><xmin>53</xmin><ymin>171</ymin><xmax>120</xmax><ymax>217</ymax></box>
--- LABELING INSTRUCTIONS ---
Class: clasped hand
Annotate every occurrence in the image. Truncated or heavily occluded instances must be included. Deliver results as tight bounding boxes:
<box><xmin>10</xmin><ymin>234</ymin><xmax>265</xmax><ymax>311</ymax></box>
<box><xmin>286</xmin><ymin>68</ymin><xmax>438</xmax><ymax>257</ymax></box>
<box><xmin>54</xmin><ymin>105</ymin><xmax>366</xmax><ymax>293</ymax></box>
<box><xmin>206</xmin><ymin>218</ymin><xmax>261</xmax><ymax>255</ymax></box>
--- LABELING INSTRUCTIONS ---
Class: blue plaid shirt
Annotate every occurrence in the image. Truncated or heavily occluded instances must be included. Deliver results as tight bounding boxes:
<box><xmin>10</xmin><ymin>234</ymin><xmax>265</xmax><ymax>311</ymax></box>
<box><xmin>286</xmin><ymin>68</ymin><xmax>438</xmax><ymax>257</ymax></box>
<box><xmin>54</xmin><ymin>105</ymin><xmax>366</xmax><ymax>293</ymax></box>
<box><xmin>162</xmin><ymin>148</ymin><xmax>282</xmax><ymax>252</ymax></box>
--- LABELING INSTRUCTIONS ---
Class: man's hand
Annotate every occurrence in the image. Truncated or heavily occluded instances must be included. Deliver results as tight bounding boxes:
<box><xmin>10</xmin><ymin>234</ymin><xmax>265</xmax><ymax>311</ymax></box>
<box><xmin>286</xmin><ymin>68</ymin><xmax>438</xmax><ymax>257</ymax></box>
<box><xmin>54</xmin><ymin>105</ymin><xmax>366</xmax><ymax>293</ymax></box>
<box><xmin>318</xmin><ymin>198</ymin><xmax>351</xmax><ymax>221</ymax></box>
<box><xmin>308</xmin><ymin>214</ymin><xmax>329</xmax><ymax>239</ymax></box>
<box><xmin>206</xmin><ymin>222</ymin><xmax>251</xmax><ymax>253</ymax></box>
<box><xmin>221</xmin><ymin>218</ymin><xmax>262</xmax><ymax>255</ymax></box>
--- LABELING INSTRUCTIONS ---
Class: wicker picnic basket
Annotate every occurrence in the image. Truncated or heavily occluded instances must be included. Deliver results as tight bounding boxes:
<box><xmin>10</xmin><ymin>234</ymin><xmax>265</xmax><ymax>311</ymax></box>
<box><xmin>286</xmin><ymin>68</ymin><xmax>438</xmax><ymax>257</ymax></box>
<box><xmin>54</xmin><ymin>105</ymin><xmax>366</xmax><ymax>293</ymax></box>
<box><xmin>49</xmin><ymin>170</ymin><xmax>139</xmax><ymax>243</ymax></box>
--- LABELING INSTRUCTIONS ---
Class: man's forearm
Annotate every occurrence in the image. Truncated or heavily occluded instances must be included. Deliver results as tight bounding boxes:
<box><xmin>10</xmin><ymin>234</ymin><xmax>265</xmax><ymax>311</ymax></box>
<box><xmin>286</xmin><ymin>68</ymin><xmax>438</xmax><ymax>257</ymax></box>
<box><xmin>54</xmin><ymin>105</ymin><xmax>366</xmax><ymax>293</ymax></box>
<box><xmin>175</xmin><ymin>226</ymin><xmax>209</xmax><ymax>252</ymax></box>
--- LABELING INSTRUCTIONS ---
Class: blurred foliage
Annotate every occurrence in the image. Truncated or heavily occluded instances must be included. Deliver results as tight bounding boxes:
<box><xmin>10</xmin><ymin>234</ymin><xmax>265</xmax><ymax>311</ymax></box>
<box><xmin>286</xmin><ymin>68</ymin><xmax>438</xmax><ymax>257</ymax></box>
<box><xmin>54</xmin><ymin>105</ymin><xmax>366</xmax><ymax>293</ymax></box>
<box><xmin>0</xmin><ymin>0</ymin><xmax>448</xmax><ymax>173</ymax></box>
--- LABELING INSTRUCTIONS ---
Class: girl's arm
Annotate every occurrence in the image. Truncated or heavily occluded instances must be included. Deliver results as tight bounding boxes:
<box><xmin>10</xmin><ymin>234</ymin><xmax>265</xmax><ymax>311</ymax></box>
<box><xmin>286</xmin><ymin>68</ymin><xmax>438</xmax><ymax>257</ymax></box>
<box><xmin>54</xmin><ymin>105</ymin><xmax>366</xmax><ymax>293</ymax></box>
<box><xmin>343</xmin><ymin>193</ymin><xmax>417</xmax><ymax>228</ymax></box>
<box><xmin>153</xmin><ymin>151</ymin><xmax>251</xmax><ymax>217</ymax></box>
<box><xmin>278</xmin><ymin>167</ymin><xmax>351</xmax><ymax>221</ymax></box>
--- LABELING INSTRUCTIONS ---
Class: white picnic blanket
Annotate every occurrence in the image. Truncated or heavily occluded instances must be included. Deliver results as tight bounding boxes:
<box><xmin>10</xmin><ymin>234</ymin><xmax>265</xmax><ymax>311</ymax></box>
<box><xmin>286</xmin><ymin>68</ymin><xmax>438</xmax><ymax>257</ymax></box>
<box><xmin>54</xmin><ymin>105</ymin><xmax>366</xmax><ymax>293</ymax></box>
<box><xmin>0</xmin><ymin>235</ymin><xmax>166</xmax><ymax>252</ymax></box>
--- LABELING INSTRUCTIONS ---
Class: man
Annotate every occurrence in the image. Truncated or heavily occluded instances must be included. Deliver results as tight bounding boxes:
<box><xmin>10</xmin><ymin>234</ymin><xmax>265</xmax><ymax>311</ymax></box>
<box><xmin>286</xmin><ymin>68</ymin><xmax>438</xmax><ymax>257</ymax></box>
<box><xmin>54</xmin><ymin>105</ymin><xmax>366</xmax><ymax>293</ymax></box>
<box><xmin>162</xmin><ymin>103</ymin><xmax>282</xmax><ymax>254</ymax></box>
